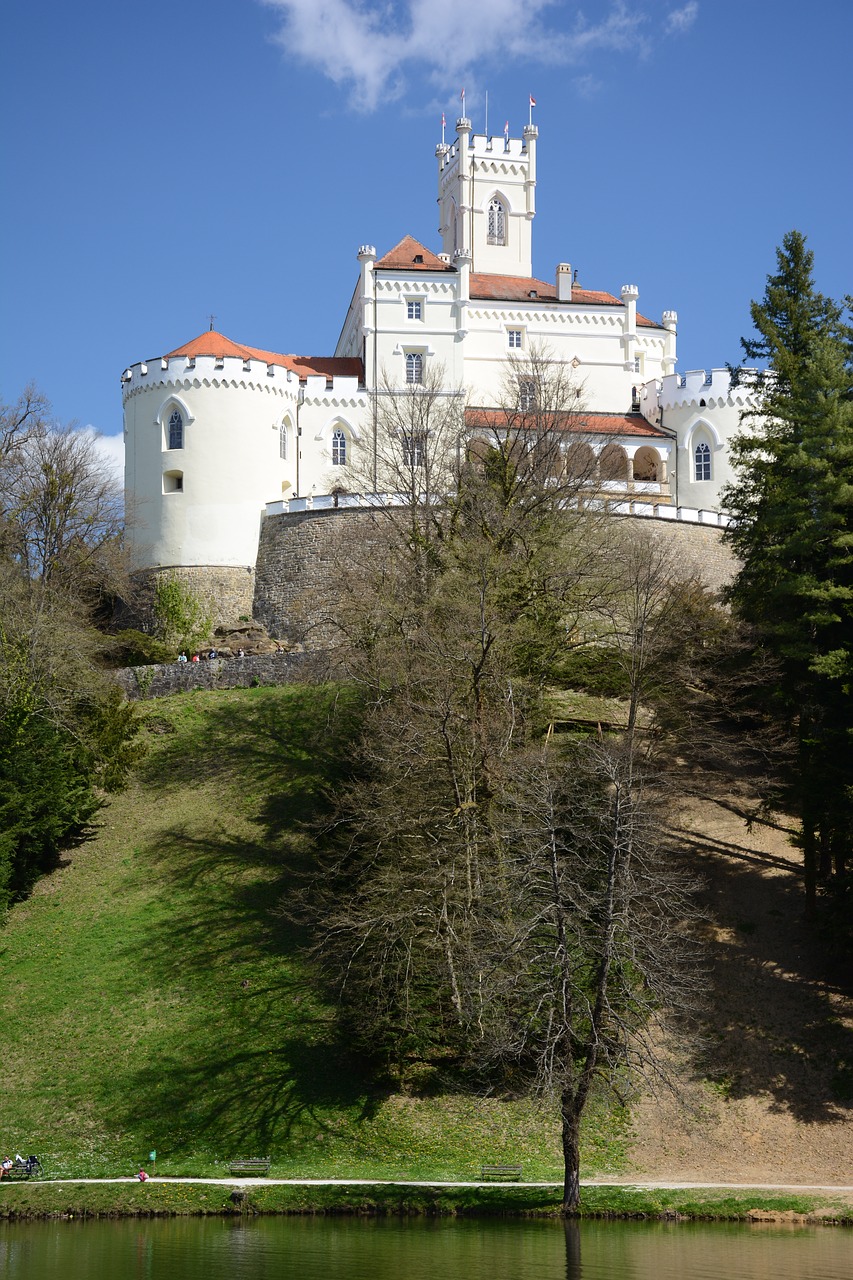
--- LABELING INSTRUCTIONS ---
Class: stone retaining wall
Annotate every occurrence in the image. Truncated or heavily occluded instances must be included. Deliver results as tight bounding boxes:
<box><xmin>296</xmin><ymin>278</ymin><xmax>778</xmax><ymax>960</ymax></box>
<box><xmin>113</xmin><ymin>652</ymin><xmax>308</xmax><ymax>701</ymax></box>
<box><xmin>253</xmin><ymin>507</ymin><xmax>739</xmax><ymax>643</ymax></box>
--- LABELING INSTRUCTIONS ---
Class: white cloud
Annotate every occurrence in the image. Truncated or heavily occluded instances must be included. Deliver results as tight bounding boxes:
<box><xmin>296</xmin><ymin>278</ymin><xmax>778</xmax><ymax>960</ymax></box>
<box><xmin>79</xmin><ymin>426</ymin><xmax>125</xmax><ymax>486</ymax></box>
<box><xmin>666</xmin><ymin>2</ymin><xmax>698</xmax><ymax>35</ymax></box>
<box><xmin>262</xmin><ymin>0</ymin><xmax>652</xmax><ymax>112</ymax></box>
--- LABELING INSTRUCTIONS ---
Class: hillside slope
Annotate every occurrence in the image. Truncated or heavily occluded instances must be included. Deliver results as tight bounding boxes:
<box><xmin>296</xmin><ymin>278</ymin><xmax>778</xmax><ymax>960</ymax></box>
<box><xmin>2</xmin><ymin>685</ymin><xmax>850</xmax><ymax>1183</ymax></box>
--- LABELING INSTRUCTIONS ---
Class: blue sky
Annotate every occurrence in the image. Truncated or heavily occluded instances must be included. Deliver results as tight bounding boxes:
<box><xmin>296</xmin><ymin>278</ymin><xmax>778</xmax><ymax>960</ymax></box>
<box><xmin>2</xmin><ymin>0</ymin><xmax>850</xmax><ymax>469</ymax></box>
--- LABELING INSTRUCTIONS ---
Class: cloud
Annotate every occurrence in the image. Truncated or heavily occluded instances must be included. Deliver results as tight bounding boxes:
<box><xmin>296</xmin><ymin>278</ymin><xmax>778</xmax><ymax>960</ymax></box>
<box><xmin>262</xmin><ymin>0</ymin><xmax>652</xmax><ymax>112</ymax></box>
<box><xmin>78</xmin><ymin>426</ymin><xmax>125</xmax><ymax>486</ymax></box>
<box><xmin>666</xmin><ymin>2</ymin><xmax>698</xmax><ymax>34</ymax></box>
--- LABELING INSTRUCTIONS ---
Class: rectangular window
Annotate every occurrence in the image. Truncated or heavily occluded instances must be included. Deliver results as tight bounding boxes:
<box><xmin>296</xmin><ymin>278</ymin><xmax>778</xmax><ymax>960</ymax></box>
<box><xmin>407</xmin><ymin>300</ymin><xmax>423</xmax><ymax>321</ymax></box>
<box><xmin>402</xmin><ymin>434</ymin><xmax>425</xmax><ymax>467</ymax></box>
<box><xmin>518</xmin><ymin>380</ymin><xmax>536</xmax><ymax>411</ymax></box>
<box><xmin>633</xmin><ymin>355</ymin><xmax>642</xmax><ymax>373</ymax></box>
<box><xmin>507</xmin><ymin>329</ymin><xmax>523</xmax><ymax>349</ymax></box>
<box><xmin>405</xmin><ymin>352</ymin><xmax>424</xmax><ymax>384</ymax></box>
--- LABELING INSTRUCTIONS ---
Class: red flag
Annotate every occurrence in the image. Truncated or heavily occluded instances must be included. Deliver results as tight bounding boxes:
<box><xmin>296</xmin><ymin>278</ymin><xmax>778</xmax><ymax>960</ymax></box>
<box><xmin>503</xmin><ymin>120</ymin><xmax>509</xmax><ymax>136</ymax></box>
<box><xmin>441</xmin><ymin>113</ymin><xmax>446</xmax><ymax>127</ymax></box>
<box><xmin>529</xmin><ymin>94</ymin><xmax>536</xmax><ymax>107</ymax></box>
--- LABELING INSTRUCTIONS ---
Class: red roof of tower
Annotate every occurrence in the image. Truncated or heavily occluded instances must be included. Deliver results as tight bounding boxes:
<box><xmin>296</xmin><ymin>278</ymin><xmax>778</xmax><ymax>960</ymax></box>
<box><xmin>163</xmin><ymin>331</ymin><xmax>363</xmax><ymax>381</ymax></box>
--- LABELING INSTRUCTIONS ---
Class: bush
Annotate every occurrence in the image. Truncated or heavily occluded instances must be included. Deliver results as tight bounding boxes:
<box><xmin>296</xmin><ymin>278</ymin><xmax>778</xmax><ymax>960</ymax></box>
<box><xmin>553</xmin><ymin>647</ymin><xmax>630</xmax><ymax>697</ymax></box>
<box><xmin>106</xmin><ymin>629</ymin><xmax>175</xmax><ymax>667</ymax></box>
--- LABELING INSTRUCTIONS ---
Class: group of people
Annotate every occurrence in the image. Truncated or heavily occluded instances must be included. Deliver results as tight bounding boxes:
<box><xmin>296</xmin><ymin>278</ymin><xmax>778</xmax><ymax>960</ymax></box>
<box><xmin>177</xmin><ymin>648</ymin><xmax>220</xmax><ymax>663</ymax></box>
<box><xmin>0</xmin><ymin>1154</ymin><xmax>40</xmax><ymax>1178</ymax></box>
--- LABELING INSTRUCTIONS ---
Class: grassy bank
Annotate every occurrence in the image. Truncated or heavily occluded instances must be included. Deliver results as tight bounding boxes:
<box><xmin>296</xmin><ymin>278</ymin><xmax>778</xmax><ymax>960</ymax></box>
<box><xmin>0</xmin><ymin>685</ymin><xmax>625</xmax><ymax>1184</ymax></box>
<box><xmin>1</xmin><ymin>1181</ymin><xmax>849</xmax><ymax>1223</ymax></box>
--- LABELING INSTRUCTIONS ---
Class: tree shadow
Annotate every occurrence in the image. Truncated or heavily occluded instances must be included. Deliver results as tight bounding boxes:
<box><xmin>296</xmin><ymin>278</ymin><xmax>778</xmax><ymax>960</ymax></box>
<box><xmin>667</xmin><ymin>816</ymin><xmax>853</xmax><ymax>1123</ymax></box>
<box><xmin>107</xmin><ymin>684</ymin><xmax>387</xmax><ymax>1155</ymax></box>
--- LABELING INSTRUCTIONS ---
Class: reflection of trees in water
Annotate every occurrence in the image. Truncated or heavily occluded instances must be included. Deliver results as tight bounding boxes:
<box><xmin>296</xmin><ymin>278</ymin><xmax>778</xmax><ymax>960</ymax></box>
<box><xmin>564</xmin><ymin>1221</ymin><xmax>582</xmax><ymax>1280</ymax></box>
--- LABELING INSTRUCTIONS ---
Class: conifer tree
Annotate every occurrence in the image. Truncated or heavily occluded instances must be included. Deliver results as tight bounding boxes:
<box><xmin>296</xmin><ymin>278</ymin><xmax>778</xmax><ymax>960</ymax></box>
<box><xmin>723</xmin><ymin>231</ymin><xmax>853</xmax><ymax>913</ymax></box>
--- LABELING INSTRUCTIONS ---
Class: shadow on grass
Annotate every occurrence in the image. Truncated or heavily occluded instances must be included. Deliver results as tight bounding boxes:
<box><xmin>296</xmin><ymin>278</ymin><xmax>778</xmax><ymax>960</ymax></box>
<box><xmin>110</xmin><ymin>683</ymin><xmax>388</xmax><ymax>1155</ymax></box>
<box><xmin>667</xmin><ymin>817</ymin><xmax>853</xmax><ymax>1124</ymax></box>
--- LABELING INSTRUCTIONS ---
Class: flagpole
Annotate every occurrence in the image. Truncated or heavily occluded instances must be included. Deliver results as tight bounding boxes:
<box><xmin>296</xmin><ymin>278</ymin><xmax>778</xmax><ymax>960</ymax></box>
<box><xmin>485</xmin><ymin>90</ymin><xmax>488</xmax><ymax>139</ymax></box>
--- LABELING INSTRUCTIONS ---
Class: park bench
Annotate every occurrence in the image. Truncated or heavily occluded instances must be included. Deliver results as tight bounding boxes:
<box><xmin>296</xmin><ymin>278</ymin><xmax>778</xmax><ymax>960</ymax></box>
<box><xmin>228</xmin><ymin>1157</ymin><xmax>271</xmax><ymax>1177</ymax></box>
<box><xmin>480</xmin><ymin>1164</ymin><xmax>523</xmax><ymax>1181</ymax></box>
<box><xmin>1</xmin><ymin>1156</ymin><xmax>42</xmax><ymax>1180</ymax></box>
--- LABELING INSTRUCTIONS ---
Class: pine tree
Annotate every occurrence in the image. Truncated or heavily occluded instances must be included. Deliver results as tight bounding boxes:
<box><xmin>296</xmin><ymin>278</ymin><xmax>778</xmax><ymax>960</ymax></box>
<box><xmin>723</xmin><ymin>231</ymin><xmax>853</xmax><ymax>915</ymax></box>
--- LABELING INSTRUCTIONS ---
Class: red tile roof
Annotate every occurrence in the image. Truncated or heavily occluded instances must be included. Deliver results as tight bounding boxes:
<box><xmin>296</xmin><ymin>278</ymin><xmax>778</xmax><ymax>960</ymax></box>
<box><xmin>466</xmin><ymin>408</ymin><xmax>666</xmax><ymax>438</ymax></box>
<box><xmin>469</xmin><ymin>274</ymin><xmax>657</xmax><ymax>326</ymax></box>
<box><xmin>375</xmin><ymin>235</ymin><xmax>452</xmax><ymax>271</ymax></box>
<box><xmin>163</xmin><ymin>331</ymin><xmax>363</xmax><ymax>381</ymax></box>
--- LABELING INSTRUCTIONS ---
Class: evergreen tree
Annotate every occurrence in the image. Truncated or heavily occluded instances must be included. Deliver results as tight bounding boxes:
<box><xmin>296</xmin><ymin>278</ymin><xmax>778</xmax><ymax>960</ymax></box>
<box><xmin>723</xmin><ymin>231</ymin><xmax>853</xmax><ymax>916</ymax></box>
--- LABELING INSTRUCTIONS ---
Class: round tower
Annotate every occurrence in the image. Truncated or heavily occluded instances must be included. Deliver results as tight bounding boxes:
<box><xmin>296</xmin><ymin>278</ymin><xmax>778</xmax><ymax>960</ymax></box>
<box><xmin>122</xmin><ymin>331</ymin><xmax>300</xmax><ymax>623</ymax></box>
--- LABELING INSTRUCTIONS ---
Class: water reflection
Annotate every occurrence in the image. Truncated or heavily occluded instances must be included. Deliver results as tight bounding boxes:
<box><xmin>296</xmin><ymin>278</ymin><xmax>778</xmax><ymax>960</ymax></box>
<box><xmin>0</xmin><ymin>1215</ymin><xmax>850</xmax><ymax>1280</ymax></box>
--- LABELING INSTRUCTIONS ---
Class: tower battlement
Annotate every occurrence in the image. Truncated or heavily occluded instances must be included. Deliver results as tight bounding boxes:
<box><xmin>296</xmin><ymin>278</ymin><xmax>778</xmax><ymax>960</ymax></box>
<box><xmin>659</xmin><ymin>369</ymin><xmax>758</xmax><ymax>410</ymax></box>
<box><xmin>121</xmin><ymin>354</ymin><xmax>300</xmax><ymax>402</ymax></box>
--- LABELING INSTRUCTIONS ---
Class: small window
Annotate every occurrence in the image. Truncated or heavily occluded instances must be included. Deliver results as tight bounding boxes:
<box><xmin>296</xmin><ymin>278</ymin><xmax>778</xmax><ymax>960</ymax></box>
<box><xmin>331</xmin><ymin>428</ymin><xmax>347</xmax><ymax>466</ymax></box>
<box><xmin>518</xmin><ymin>380</ymin><xmax>536</xmax><ymax>412</ymax></box>
<box><xmin>407</xmin><ymin>300</ymin><xmax>423</xmax><ymax>321</ymax></box>
<box><xmin>487</xmin><ymin>197</ymin><xmax>506</xmax><ymax>246</ymax></box>
<box><xmin>694</xmin><ymin>440</ymin><xmax>712</xmax><ymax>482</ymax></box>
<box><xmin>406</xmin><ymin>352</ymin><xmax>424</xmax><ymax>385</ymax></box>
<box><xmin>633</xmin><ymin>355</ymin><xmax>642</xmax><ymax>374</ymax></box>
<box><xmin>168</xmin><ymin>409</ymin><xmax>183</xmax><ymax>450</ymax></box>
<box><xmin>507</xmin><ymin>329</ymin><xmax>523</xmax><ymax>349</ymax></box>
<box><xmin>163</xmin><ymin>470</ymin><xmax>183</xmax><ymax>493</ymax></box>
<box><xmin>402</xmin><ymin>434</ymin><xmax>425</xmax><ymax>468</ymax></box>
<box><xmin>279</xmin><ymin>422</ymin><xmax>288</xmax><ymax>460</ymax></box>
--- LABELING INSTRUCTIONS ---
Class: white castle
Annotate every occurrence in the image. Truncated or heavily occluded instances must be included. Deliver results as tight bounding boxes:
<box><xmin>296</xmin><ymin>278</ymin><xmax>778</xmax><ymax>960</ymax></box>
<box><xmin>122</xmin><ymin>118</ymin><xmax>751</xmax><ymax>616</ymax></box>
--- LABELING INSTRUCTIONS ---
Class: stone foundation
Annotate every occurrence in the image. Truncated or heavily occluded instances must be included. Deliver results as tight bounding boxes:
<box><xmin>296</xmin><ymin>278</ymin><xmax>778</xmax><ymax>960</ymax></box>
<box><xmin>126</xmin><ymin>565</ymin><xmax>257</xmax><ymax>632</ymax></box>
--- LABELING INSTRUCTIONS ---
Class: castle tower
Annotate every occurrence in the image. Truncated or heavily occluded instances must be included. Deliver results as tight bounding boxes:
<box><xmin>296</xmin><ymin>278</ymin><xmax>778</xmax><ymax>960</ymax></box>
<box><xmin>122</xmin><ymin>331</ymin><xmax>301</xmax><ymax>619</ymax></box>
<box><xmin>437</xmin><ymin>116</ymin><xmax>538</xmax><ymax>277</ymax></box>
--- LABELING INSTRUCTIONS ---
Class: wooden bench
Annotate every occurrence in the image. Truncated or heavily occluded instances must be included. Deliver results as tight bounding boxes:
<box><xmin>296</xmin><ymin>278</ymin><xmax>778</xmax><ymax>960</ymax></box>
<box><xmin>480</xmin><ymin>1164</ymin><xmax>523</xmax><ymax>1181</ymax></box>
<box><xmin>228</xmin><ymin>1157</ymin><xmax>271</xmax><ymax>1177</ymax></box>
<box><xmin>0</xmin><ymin>1157</ymin><xmax>42</xmax><ymax>1181</ymax></box>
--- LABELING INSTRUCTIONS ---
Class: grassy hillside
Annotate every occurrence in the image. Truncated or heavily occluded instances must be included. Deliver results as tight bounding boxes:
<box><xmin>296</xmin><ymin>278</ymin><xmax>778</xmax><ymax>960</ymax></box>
<box><xmin>0</xmin><ymin>685</ymin><xmax>626</xmax><ymax>1181</ymax></box>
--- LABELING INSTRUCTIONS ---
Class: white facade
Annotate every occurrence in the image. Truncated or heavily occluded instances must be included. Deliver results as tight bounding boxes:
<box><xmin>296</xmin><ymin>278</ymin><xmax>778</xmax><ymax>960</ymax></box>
<box><xmin>123</xmin><ymin>120</ymin><xmax>751</xmax><ymax>577</ymax></box>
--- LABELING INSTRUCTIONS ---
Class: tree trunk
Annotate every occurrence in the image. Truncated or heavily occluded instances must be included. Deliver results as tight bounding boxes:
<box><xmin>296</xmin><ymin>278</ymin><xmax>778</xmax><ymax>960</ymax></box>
<box><xmin>560</xmin><ymin>1089</ymin><xmax>582</xmax><ymax>1212</ymax></box>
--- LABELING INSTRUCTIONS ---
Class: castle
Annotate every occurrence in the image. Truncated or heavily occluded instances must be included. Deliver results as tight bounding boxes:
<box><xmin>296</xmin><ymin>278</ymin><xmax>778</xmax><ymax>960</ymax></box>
<box><xmin>122</xmin><ymin>117</ymin><xmax>750</xmax><ymax>625</ymax></box>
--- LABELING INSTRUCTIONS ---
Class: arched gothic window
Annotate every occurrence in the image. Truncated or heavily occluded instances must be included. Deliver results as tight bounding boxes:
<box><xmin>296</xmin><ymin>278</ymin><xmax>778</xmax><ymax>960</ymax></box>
<box><xmin>279</xmin><ymin>421</ymin><xmax>288</xmax><ymax>460</ymax></box>
<box><xmin>168</xmin><ymin>409</ymin><xmax>183</xmax><ymax>450</ymax></box>
<box><xmin>487</xmin><ymin>197</ymin><xmax>506</xmax><ymax>246</ymax></box>
<box><xmin>331</xmin><ymin>428</ymin><xmax>347</xmax><ymax>466</ymax></box>
<box><xmin>694</xmin><ymin>440</ymin><xmax>712</xmax><ymax>482</ymax></box>
<box><xmin>405</xmin><ymin>352</ymin><xmax>424</xmax><ymax>384</ymax></box>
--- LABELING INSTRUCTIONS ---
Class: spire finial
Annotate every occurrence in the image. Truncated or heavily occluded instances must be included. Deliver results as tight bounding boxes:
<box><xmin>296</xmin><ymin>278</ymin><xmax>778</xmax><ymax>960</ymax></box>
<box><xmin>208</xmin><ymin>314</ymin><xmax>216</xmax><ymax>332</ymax></box>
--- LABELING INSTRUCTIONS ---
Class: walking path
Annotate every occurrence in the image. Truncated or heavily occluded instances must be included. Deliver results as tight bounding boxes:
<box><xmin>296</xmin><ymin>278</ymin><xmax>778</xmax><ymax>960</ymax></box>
<box><xmin>26</xmin><ymin>1177</ymin><xmax>853</xmax><ymax>1192</ymax></box>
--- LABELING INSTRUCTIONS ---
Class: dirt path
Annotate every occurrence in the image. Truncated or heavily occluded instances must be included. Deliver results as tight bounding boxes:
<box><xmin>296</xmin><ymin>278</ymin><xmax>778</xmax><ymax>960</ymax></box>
<box><xmin>628</xmin><ymin>794</ymin><xmax>853</xmax><ymax>1187</ymax></box>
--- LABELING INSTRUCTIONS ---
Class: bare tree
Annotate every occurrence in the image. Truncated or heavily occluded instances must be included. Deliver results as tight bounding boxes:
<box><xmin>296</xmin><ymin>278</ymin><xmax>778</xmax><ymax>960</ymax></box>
<box><xmin>0</xmin><ymin>401</ymin><xmax>126</xmax><ymax>608</ymax></box>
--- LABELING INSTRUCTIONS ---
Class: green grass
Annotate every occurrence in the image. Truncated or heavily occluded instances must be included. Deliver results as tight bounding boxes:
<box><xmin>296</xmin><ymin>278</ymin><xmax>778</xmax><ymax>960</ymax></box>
<box><xmin>1</xmin><ymin>684</ymin><xmax>627</xmax><ymax>1186</ymax></box>
<box><xmin>0</xmin><ymin>1181</ymin><xmax>849</xmax><ymax>1223</ymax></box>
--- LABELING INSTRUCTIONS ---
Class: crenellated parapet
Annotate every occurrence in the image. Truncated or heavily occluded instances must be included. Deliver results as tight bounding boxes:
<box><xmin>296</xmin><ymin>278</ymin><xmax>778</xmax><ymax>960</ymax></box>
<box><xmin>121</xmin><ymin>354</ymin><xmax>300</xmax><ymax>404</ymax></box>
<box><xmin>659</xmin><ymin>369</ymin><xmax>758</xmax><ymax>411</ymax></box>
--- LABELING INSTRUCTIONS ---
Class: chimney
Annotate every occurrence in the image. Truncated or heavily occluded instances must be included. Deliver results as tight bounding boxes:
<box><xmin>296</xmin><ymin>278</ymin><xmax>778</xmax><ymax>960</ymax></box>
<box><xmin>557</xmin><ymin>263</ymin><xmax>572</xmax><ymax>302</ymax></box>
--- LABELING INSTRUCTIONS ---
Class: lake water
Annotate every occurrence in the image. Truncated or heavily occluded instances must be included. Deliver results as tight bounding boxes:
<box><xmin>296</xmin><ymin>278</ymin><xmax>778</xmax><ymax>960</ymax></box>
<box><xmin>1</xmin><ymin>1216</ymin><xmax>851</xmax><ymax>1280</ymax></box>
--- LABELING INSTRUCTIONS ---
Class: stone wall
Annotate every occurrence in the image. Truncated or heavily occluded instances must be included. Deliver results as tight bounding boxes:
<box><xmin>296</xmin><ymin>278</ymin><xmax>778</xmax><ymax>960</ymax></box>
<box><xmin>126</xmin><ymin>565</ymin><xmax>257</xmax><ymax>632</ymax></box>
<box><xmin>254</xmin><ymin>507</ymin><xmax>390</xmax><ymax>643</ymax></box>
<box><xmin>113</xmin><ymin>652</ymin><xmax>308</xmax><ymax>701</ymax></box>
<box><xmin>252</xmin><ymin>506</ymin><xmax>739</xmax><ymax>643</ymax></box>
<box><xmin>630</xmin><ymin>516</ymin><xmax>737</xmax><ymax>596</ymax></box>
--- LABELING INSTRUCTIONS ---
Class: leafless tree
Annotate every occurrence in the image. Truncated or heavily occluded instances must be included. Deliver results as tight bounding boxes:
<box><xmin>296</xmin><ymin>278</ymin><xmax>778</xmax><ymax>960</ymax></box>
<box><xmin>0</xmin><ymin>390</ymin><xmax>127</xmax><ymax>610</ymax></box>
